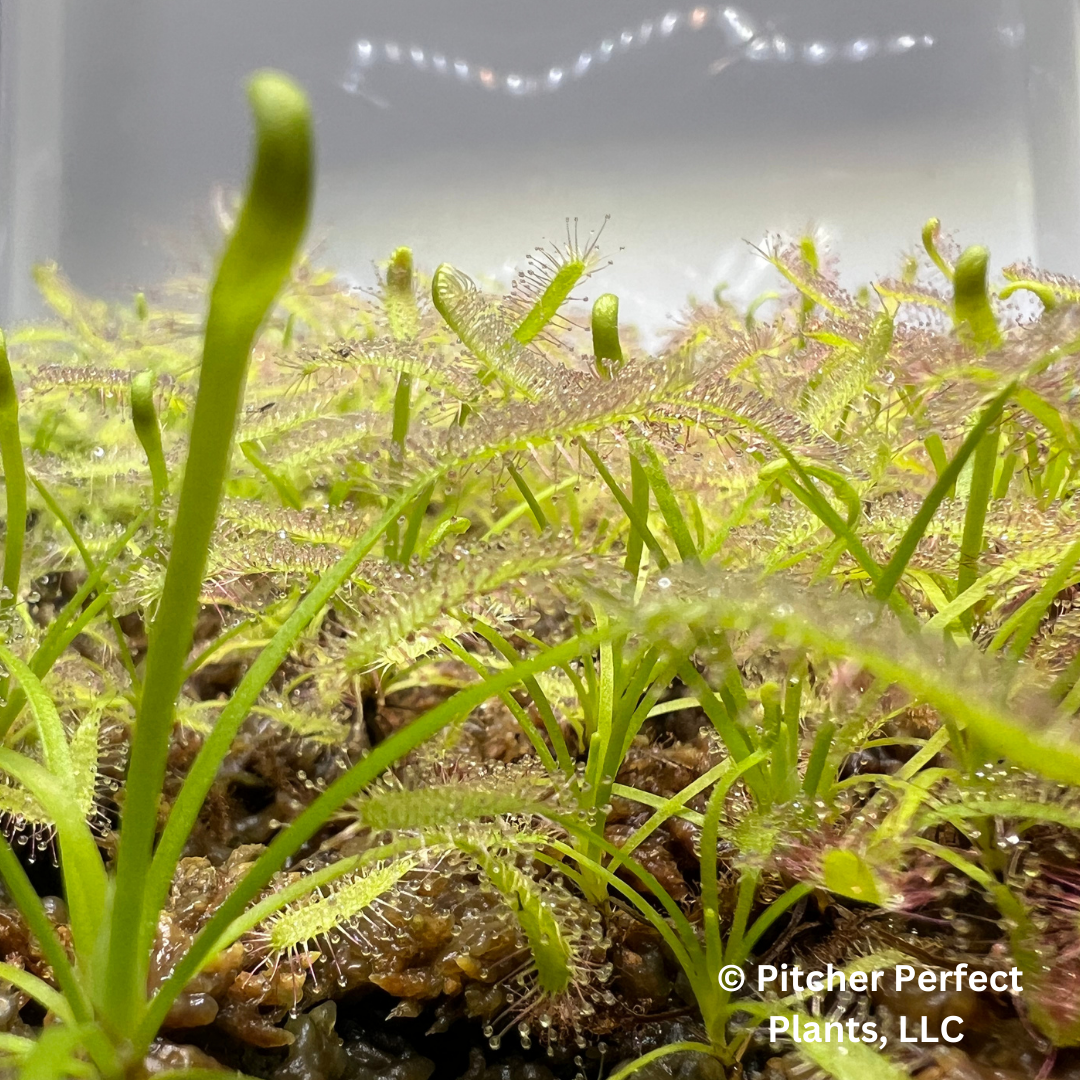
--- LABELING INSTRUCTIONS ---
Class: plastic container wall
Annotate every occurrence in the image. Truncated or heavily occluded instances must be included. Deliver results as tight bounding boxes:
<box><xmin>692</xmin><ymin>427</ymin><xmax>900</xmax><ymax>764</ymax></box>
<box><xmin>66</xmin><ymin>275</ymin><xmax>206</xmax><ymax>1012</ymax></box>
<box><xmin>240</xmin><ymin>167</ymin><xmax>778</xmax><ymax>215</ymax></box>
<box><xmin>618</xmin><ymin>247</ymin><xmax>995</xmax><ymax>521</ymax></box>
<box><xmin>1</xmin><ymin>0</ymin><xmax>1078</xmax><ymax>340</ymax></box>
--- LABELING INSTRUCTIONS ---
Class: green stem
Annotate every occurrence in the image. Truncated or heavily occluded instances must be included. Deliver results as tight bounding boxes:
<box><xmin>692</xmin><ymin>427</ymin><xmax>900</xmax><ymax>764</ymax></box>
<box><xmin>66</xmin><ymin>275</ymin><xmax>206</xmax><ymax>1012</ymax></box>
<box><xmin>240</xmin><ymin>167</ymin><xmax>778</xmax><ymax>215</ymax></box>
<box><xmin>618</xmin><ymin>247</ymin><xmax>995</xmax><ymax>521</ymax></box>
<box><xmin>956</xmin><ymin>423</ymin><xmax>998</xmax><ymax>630</ymax></box>
<box><xmin>103</xmin><ymin>70</ymin><xmax>312</xmax><ymax>1037</ymax></box>
<box><xmin>724</xmin><ymin>868</ymin><xmax>760</xmax><ymax>966</ymax></box>
<box><xmin>579</xmin><ymin>440</ymin><xmax>666</xmax><ymax>569</ymax></box>
<box><xmin>999</xmin><ymin>280</ymin><xmax>1057</xmax><ymax>310</ymax></box>
<box><xmin>633</xmin><ymin>438</ymin><xmax>698</xmax><ymax>562</ymax></box>
<box><xmin>240</xmin><ymin>440</ymin><xmax>302</xmax><ymax>510</ymax></box>
<box><xmin>505</xmin><ymin>460</ymin><xmax>548</xmax><ymax>532</ymax></box>
<box><xmin>0</xmin><ymin>961</ymin><xmax>73</xmax><ymax>1024</ymax></box>
<box><xmin>802</xmin><ymin>721</ymin><xmax>836</xmax><ymax>798</ymax></box>
<box><xmin>922</xmin><ymin>217</ymin><xmax>954</xmax><ymax>281</ymax></box>
<box><xmin>740</xmin><ymin>881</ymin><xmax>813</xmax><ymax>957</ymax></box>
<box><xmin>130</xmin><ymin>370</ymin><xmax>168</xmax><ymax>511</ymax></box>
<box><xmin>391</xmin><ymin>373</ymin><xmax>413</xmax><ymax>449</ymax></box>
<box><xmin>623</xmin><ymin>452</ymin><xmax>650</xmax><ymax>576</ymax></box>
<box><xmin>873</xmin><ymin>385</ymin><xmax>1012</xmax><ymax>603</ymax></box>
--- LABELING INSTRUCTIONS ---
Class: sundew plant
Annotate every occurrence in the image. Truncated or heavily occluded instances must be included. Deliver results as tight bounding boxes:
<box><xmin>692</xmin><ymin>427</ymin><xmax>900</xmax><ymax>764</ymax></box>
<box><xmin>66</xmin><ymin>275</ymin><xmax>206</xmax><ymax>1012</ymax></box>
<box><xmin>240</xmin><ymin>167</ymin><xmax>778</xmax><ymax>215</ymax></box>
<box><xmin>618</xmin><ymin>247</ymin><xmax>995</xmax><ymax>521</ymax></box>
<box><xmin>2</xmin><ymin>70</ymin><xmax>1080</xmax><ymax>1080</ymax></box>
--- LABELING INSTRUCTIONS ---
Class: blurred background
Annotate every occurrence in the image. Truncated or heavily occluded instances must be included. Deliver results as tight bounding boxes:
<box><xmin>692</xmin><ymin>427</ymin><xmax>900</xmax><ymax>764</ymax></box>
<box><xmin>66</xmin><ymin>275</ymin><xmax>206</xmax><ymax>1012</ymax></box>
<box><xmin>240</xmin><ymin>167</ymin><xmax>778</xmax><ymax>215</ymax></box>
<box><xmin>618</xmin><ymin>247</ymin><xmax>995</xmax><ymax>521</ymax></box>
<box><xmin>1</xmin><ymin>0</ymin><xmax>1078</xmax><ymax>342</ymax></box>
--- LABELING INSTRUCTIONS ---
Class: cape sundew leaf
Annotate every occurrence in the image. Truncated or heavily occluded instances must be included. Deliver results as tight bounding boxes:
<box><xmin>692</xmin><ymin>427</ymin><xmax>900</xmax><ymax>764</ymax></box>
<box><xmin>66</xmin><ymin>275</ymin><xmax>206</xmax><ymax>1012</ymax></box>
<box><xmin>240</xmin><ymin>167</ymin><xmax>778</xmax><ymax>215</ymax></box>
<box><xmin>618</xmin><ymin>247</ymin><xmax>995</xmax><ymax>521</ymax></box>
<box><xmin>801</xmin><ymin>311</ymin><xmax>894</xmax><ymax>432</ymax></box>
<box><xmin>261</xmin><ymin>856</ymin><xmax>419</xmax><ymax>954</ymax></box>
<box><xmin>620</xmin><ymin>566</ymin><xmax>1080</xmax><ymax>785</ymax></box>
<box><xmin>507</xmin><ymin>219</ymin><xmax>607</xmax><ymax>346</ymax></box>
<box><xmin>354</xmin><ymin>768</ymin><xmax>565</xmax><ymax>833</ymax></box>
<box><xmin>822</xmin><ymin>848</ymin><xmax>886</xmax><ymax>905</ymax></box>
<box><xmin>336</xmin><ymin>539</ymin><xmax>578</xmax><ymax>673</ymax></box>
<box><xmin>464</xmin><ymin>842</ymin><xmax>573</xmax><ymax>997</ymax></box>
<box><xmin>431</xmin><ymin>263</ymin><xmax>551</xmax><ymax>398</ymax></box>
<box><xmin>512</xmin><ymin>258</ymin><xmax>585</xmax><ymax>345</ymax></box>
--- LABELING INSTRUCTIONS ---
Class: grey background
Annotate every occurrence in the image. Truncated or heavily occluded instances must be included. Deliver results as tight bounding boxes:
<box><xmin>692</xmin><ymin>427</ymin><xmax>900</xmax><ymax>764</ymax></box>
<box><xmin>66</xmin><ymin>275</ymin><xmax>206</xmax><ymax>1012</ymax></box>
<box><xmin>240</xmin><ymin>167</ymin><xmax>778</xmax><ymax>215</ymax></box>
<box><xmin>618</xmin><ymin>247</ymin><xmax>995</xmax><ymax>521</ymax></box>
<box><xmin>1</xmin><ymin>1</ymin><xmax>1078</xmax><ymax>341</ymax></box>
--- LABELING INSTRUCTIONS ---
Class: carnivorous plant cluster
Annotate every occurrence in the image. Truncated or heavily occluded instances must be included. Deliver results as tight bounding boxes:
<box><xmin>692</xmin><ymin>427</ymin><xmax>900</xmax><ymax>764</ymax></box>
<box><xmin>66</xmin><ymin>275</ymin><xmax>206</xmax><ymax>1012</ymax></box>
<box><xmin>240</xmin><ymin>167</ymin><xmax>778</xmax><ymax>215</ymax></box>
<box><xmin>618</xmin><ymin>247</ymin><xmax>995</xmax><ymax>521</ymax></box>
<box><xmin>3</xmin><ymin>70</ymin><xmax>1080</xmax><ymax>1080</ymax></box>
